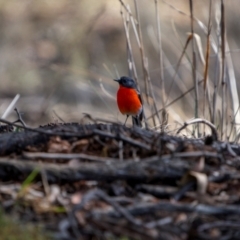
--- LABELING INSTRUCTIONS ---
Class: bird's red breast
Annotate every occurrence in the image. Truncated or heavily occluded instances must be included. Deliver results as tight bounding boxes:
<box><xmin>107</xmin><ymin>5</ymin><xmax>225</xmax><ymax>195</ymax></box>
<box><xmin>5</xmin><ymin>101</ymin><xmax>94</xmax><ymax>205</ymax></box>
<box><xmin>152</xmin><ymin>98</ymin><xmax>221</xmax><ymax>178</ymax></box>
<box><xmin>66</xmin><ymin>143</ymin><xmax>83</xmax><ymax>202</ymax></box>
<box><xmin>117</xmin><ymin>85</ymin><xmax>142</xmax><ymax>116</ymax></box>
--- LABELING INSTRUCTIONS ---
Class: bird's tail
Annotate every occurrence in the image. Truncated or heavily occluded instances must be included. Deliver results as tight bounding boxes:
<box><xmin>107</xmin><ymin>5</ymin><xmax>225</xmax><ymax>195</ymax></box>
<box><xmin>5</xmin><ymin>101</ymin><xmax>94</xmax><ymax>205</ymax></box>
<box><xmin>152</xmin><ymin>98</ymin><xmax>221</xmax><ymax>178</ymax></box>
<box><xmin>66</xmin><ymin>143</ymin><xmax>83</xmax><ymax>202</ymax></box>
<box><xmin>132</xmin><ymin>110</ymin><xmax>143</xmax><ymax>127</ymax></box>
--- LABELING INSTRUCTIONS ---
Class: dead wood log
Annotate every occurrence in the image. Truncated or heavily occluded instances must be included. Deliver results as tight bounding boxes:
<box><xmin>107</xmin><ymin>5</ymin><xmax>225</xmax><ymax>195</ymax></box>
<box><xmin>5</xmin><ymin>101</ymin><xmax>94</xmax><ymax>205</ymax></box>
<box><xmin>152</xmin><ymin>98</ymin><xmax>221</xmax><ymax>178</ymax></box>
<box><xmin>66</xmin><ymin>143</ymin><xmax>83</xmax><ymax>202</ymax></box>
<box><xmin>92</xmin><ymin>200</ymin><xmax>240</xmax><ymax>217</ymax></box>
<box><xmin>0</xmin><ymin>157</ymin><xmax>189</xmax><ymax>183</ymax></box>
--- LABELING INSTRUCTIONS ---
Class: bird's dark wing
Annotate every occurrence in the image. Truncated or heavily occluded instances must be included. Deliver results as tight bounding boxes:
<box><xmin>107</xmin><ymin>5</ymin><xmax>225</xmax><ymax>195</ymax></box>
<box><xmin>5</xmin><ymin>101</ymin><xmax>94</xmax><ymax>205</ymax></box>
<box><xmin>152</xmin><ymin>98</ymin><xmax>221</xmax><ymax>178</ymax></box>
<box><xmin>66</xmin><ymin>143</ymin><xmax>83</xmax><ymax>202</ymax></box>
<box><xmin>132</xmin><ymin>90</ymin><xmax>143</xmax><ymax>127</ymax></box>
<box><xmin>138</xmin><ymin>93</ymin><xmax>143</xmax><ymax>121</ymax></box>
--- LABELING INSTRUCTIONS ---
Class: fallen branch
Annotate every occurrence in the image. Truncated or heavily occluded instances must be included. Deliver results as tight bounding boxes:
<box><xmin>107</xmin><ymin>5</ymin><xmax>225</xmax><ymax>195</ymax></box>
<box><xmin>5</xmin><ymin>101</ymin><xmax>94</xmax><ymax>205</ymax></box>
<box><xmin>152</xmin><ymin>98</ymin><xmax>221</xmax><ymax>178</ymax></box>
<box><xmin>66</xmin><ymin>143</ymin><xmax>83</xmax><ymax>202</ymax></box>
<box><xmin>0</xmin><ymin>157</ymin><xmax>188</xmax><ymax>183</ymax></box>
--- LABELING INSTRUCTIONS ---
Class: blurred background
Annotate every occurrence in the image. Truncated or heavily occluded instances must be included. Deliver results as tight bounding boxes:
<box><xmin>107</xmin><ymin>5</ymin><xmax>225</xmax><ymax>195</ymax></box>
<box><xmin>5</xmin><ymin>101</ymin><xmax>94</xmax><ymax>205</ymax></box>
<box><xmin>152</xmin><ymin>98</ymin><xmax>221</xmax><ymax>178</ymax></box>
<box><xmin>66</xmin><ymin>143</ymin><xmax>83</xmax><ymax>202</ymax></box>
<box><xmin>0</xmin><ymin>0</ymin><xmax>239</xmax><ymax>129</ymax></box>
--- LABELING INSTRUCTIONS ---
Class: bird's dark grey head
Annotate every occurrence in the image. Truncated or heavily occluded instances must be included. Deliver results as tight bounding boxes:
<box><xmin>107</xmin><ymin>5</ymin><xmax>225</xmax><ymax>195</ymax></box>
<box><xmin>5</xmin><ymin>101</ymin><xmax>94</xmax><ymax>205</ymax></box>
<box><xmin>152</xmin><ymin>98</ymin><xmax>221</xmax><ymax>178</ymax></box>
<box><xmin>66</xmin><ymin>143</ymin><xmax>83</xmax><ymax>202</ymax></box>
<box><xmin>114</xmin><ymin>76</ymin><xmax>137</xmax><ymax>89</ymax></box>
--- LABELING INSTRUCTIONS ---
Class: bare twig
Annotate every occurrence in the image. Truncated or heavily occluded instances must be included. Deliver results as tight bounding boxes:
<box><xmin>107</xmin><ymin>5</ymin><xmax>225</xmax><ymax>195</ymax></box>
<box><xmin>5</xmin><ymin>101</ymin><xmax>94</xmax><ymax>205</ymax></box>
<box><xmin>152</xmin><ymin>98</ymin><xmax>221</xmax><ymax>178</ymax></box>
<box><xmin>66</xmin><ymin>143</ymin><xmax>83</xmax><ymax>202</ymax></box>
<box><xmin>154</xmin><ymin>0</ymin><xmax>167</xmax><ymax>131</ymax></box>
<box><xmin>23</xmin><ymin>152</ymin><xmax>115</xmax><ymax>162</ymax></box>
<box><xmin>203</xmin><ymin>0</ymin><xmax>212</xmax><ymax>128</ymax></box>
<box><xmin>14</xmin><ymin>108</ymin><xmax>27</xmax><ymax>127</ymax></box>
<box><xmin>177</xmin><ymin>118</ymin><xmax>218</xmax><ymax>140</ymax></box>
<box><xmin>220</xmin><ymin>0</ymin><xmax>226</xmax><ymax>139</ymax></box>
<box><xmin>147</xmin><ymin>80</ymin><xmax>204</xmax><ymax>121</ymax></box>
<box><xmin>1</xmin><ymin>94</ymin><xmax>20</xmax><ymax>119</ymax></box>
<box><xmin>189</xmin><ymin>0</ymin><xmax>199</xmax><ymax>136</ymax></box>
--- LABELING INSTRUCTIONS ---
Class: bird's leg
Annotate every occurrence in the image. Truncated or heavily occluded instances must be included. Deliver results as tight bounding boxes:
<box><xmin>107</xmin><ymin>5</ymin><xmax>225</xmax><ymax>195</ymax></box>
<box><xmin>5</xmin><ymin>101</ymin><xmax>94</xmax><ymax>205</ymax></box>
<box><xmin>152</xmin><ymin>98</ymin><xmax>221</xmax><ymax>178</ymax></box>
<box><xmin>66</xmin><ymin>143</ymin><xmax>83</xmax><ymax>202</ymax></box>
<box><xmin>124</xmin><ymin>115</ymin><xmax>129</xmax><ymax>126</ymax></box>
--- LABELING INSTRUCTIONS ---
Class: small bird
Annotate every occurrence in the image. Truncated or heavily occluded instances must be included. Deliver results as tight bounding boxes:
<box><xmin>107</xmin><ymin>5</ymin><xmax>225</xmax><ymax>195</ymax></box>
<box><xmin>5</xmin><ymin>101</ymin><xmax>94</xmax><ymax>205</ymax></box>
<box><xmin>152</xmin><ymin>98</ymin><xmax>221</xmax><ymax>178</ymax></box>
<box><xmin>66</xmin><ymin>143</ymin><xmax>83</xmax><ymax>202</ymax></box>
<box><xmin>114</xmin><ymin>76</ymin><xmax>143</xmax><ymax>127</ymax></box>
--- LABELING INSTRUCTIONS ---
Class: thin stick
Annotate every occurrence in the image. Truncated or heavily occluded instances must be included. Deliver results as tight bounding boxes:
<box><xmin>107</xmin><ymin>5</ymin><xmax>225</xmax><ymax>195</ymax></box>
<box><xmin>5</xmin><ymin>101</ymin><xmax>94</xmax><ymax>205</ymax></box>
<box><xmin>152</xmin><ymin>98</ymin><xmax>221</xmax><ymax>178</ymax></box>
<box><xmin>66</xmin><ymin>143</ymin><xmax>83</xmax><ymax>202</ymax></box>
<box><xmin>120</xmin><ymin>5</ymin><xmax>148</xmax><ymax>129</ymax></box>
<box><xmin>189</xmin><ymin>0</ymin><xmax>199</xmax><ymax>136</ymax></box>
<box><xmin>192</xmin><ymin>33</ymin><xmax>213</xmax><ymax>124</ymax></box>
<box><xmin>147</xmin><ymin>80</ymin><xmax>204</xmax><ymax>121</ymax></box>
<box><xmin>165</xmin><ymin>34</ymin><xmax>193</xmax><ymax>105</ymax></box>
<box><xmin>177</xmin><ymin>118</ymin><xmax>218</xmax><ymax>141</ymax></box>
<box><xmin>220</xmin><ymin>0</ymin><xmax>226</xmax><ymax>140</ymax></box>
<box><xmin>132</xmin><ymin>1</ymin><xmax>159</xmax><ymax>128</ymax></box>
<box><xmin>212</xmin><ymin>4</ymin><xmax>222</xmax><ymax>126</ymax></box>
<box><xmin>120</xmin><ymin>7</ymin><xmax>138</xmax><ymax>81</ymax></box>
<box><xmin>203</xmin><ymin>0</ymin><xmax>212</xmax><ymax>135</ymax></box>
<box><xmin>154</xmin><ymin>0</ymin><xmax>166</xmax><ymax>131</ymax></box>
<box><xmin>23</xmin><ymin>152</ymin><xmax>115</xmax><ymax>162</ymax></box>
<box><xmin>225</xmin><ymin>40</ymin><xmax>240</xmax><ymax>140</ymax></box>
<box><xmin>133</xmin><ymin>0</ymin><xmax>161</xmax><ymax>127</ymax></box>
<box><xmin>14</xmin><ymin>108</ymin><xmax>27</xmax><ymax>127</ymax></box>
<box><xmin>1</xmin><ymin>94</ymin><xmax>20</xmax><ymax>119</ymax></box>
<box><xmin>133</xmin><ymin>0</ymin><xmax>149</xmax><ymax>101</ymax></box>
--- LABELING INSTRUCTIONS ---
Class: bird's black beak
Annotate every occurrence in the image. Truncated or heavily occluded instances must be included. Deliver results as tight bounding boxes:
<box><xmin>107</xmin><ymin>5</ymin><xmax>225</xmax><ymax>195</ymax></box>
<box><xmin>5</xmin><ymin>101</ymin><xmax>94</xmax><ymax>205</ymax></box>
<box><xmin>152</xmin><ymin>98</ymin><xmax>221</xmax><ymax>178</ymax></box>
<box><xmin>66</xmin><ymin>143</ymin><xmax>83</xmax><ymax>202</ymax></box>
<box><xmin>114</xmin><ymin>78</ymin><xmax>120</xmax><ymax>83</ymax></box>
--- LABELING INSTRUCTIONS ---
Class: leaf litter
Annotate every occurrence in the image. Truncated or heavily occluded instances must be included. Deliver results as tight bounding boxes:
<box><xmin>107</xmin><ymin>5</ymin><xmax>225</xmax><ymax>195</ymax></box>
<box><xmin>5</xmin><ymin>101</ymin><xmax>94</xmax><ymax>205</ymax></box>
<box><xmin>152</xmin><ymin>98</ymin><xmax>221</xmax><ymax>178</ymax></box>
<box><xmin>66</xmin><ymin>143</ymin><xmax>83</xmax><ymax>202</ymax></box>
<box><xmin>0</xmin><ymin>122</ymin><xmax>240</xmax><ymax>239</ymax></box>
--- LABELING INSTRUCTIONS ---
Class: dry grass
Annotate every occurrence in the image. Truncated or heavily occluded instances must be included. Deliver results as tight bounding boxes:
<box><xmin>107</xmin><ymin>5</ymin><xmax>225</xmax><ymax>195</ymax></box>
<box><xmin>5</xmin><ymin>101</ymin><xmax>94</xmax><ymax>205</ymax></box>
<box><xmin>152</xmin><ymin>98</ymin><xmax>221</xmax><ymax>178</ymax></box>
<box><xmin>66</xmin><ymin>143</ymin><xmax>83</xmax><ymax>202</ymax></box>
<box><xmin>0</xmin><ymin>0</ymin><xmax>240</xmax><ymax>139</ymax></box>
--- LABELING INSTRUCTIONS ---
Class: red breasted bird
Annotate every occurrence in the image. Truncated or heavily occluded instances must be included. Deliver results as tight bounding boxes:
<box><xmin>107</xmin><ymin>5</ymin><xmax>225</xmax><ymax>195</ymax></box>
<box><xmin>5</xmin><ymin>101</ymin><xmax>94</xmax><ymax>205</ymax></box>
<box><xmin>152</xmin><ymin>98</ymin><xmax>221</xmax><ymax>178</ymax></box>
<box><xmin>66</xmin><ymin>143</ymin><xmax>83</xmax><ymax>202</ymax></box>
<box><xmin>114</xmin><ymin>76</ymin><xmax>143</xmax><ymax>127</ymax></box>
